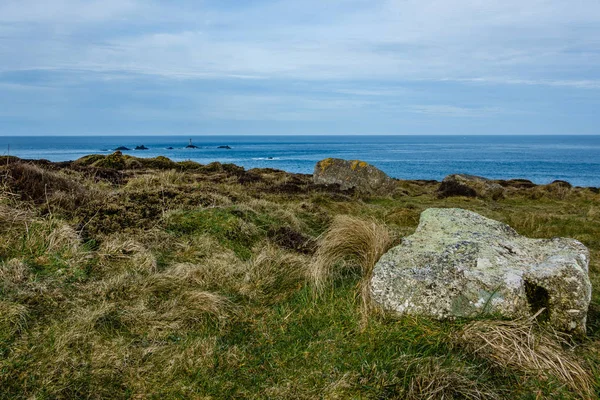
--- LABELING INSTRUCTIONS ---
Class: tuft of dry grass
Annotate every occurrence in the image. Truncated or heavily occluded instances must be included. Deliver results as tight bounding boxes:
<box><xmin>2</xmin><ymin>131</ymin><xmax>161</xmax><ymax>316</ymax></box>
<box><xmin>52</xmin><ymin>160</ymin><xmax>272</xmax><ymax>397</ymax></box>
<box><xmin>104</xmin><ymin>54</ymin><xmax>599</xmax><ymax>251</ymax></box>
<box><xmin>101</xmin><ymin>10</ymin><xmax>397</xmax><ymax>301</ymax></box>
<box><xmin>402</xmin><ymin>356</ymin><xmax>501</xmax><ymax>400</ymax></box>
<box><xmin>309</xmin><ymin>215</ymin><xmax>395</xmax><ymax>312</ymax></box>
<box><xmin>0</xmin><ymin>300</ymin><xmax>29</xmax><ymax>340</ymax></box>
<box><xmin>0</xmin><ymin>258</ymin><xmax>30</xmax><ymax>285</ymax></box>
<box><xmin>98</xmin><ymin>236</ymin><xmax>157</xmax><ymax>274</ymax></box>
<box><xmin>456</xmin><ymin>314</ymin><xmax>594</xmax><ymax>399</ymax></box>
<box><xmin>241</xmin><ymin>244</ymin><xmax>309</xmax><ymax>303</ymax></box>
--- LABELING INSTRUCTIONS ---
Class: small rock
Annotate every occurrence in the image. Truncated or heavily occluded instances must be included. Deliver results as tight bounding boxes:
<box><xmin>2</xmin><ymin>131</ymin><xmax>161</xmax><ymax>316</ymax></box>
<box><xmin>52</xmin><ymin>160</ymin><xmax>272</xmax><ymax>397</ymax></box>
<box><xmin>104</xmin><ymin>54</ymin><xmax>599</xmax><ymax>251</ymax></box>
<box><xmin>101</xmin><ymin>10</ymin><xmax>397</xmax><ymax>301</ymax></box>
<box><xmin>186</xmin><ymin>139</ymin><xmax>199</xmax><ymax>149</ymax></box>
<box><xmin>313</xmin><ymin>158</ymin><xmax>396</xmax><ymax>194</ymax></box>
<box><xmin>114</xmin><ymin>146</ymin><xmax>130</xmax><ymax>151</ymax></box>
<box><xmin>134</xmin><ymin>145</ymin><xmax>149</xmax><ymax>150</ymax></box>
<box><xmin>218</xmin><ymin>145</ymin><xmax>232</xmax><ymax>149</ymax></box>
<box><xmin>549</xmin><ymin>180</ymin><xmax>572</xmax><ymax>188</ymax></box>
<box><xmin>438</xmin><ymin>174</ymin><xmax>505</xmax><ymax>200</ymax></box>
<box><xmin>370</xmin><ymin>208</ymin><xmax>592</xmax><ymax>333</ymax></box>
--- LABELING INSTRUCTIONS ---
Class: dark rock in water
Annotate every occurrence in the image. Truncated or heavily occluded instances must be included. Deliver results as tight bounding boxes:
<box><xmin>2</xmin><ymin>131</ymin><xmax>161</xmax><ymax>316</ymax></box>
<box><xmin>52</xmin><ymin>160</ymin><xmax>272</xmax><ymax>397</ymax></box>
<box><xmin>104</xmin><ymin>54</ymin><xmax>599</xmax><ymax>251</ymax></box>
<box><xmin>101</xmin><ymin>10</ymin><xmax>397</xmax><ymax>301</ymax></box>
<box><xmin>268</xmin><ymin>157</ymin><xmax>273</xmax><ymax>160</ymax></box>
<box><xmin>114</xmin><ymin>146</ymin><xmax>130</xmax><ymax>151</ymax></box>
<box><xmin>218</xmin><ymin>145</ymin><xmax>232</xmax><ymax>149</ymax></box>
<box><xmin>313</xmin><ymin>158</ymin><xmax>396</xmax><ymax>194</ymax></box>
<box><xmin>166</xmin><ymin>147</ymin><xmax>174</xmax><ymax>150</ymax></box>
<box><xmin>134</xmin><ymin>145</ymin><xmax>149</xmax><ymax>150</ymax></box>
<box><xmin>186</xmin><ymin>138</ymin><xmax>199</xmax><ymax>149</ymax></box>
<box><xmin>438</xmin><ymin>174</ymin><xmax>504</xmax><ymax>200</ymax></box>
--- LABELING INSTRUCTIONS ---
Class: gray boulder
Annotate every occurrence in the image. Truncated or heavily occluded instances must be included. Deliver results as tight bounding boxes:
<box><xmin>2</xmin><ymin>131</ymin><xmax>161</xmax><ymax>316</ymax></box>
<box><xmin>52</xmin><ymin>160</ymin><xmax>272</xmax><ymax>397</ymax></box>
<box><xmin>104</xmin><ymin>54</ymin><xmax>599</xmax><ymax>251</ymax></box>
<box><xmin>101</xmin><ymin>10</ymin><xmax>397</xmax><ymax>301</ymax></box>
<box><xmin>438</xmin><ymin>174</ymin><xmax>505</xmax><ymax>200</ymax></box>
<box><xmin>370</xmin><ymin>208</ymin><xmax>591</xmax><ymax>333</ymax></box>
<box><xmin>313</xmin><ymin>158</ymin><xmax>395</xmax><ymax>194</ymax></box>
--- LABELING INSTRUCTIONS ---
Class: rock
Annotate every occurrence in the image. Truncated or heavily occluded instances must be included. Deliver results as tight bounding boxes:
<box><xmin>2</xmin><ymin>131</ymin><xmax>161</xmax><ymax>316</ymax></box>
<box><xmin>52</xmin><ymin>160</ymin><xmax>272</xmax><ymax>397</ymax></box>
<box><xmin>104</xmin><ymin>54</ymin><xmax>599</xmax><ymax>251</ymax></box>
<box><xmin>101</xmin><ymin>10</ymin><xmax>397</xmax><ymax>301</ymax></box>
<box><xmin>370</xmin><ymin>208</ymin><xmax>592</xmax><ymax>333</ymax></box>
<box><xmin>114</xmin><ymin>146</ymin><xmax>130</xmax><ymax>151</ymax></box>
<box><xmin>313</xmin><ymin>158</ymin><xmax>396</xmax><ymax>194</ymax></box>
<box><xmin>438</xmin><ymin>174</ymin><xmax>505</xmax><ymax>200</ymax></box>
<box><xmin>186</xmin><ymin>139</ymin><xmax>199</xmax><ymax>149</ymax></box>
<box><xmin>218</xmin><ymin>145</ymin><xmax>232</xmax><ymax>149</ymax></box>
<box><xmin>497</xmin><ymin>179</ymin><xmax>537</xmax><ymax>189</ymax></box>
<box><xmin>548</xmin><ymin>180</ymin><xmax>572</xmax><ymax>188</ymax></box>
<box><xmin>134</xmin><ymin>145</ymin><xmax>149</xmax><ymax>150</ymax></box>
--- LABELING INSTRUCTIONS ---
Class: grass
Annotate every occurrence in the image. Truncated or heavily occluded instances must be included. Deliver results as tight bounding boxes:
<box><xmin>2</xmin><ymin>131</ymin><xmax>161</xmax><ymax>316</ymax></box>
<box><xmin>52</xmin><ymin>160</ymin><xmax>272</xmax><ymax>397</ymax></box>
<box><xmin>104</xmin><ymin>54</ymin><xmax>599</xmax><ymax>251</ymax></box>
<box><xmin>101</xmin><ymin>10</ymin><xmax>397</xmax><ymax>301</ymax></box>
<box><xmin>0</xmin><ymin>154</ymin><xmax>599</xmax><ymax>399</ymax></box>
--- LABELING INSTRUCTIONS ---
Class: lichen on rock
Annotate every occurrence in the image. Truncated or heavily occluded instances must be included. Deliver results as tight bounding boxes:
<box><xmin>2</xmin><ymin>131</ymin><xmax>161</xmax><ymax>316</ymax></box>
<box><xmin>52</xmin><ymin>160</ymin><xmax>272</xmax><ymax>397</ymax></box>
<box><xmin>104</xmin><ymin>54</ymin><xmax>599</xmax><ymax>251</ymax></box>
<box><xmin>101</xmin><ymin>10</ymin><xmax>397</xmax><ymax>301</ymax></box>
<box><xmin>313</xmin><ymin>158</ymin><xmax>396</xmax><ymax>194</ymax></box>
<box><xmin>370</xmin><ymin>208</ymin><xmax>592</xmax><ymax>333</ymax></box>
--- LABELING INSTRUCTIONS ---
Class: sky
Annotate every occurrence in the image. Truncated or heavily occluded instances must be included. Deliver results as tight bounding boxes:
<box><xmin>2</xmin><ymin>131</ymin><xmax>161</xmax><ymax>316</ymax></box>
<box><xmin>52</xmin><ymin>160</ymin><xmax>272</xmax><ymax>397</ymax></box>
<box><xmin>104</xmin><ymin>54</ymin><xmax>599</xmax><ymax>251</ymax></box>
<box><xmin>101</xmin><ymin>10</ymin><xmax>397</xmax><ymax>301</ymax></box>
<box><xmin>1</xmin><ymin>0</ymin><xmax>599</xmax><ymax>136</ymax></box>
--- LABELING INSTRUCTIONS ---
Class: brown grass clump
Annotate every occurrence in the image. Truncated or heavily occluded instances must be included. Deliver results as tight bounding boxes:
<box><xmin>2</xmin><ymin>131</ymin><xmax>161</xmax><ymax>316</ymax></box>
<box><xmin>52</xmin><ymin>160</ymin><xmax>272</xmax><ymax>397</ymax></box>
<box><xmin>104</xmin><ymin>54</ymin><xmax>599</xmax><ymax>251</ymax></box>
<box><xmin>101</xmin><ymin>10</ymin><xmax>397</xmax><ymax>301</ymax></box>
<box><xmin>5</xmin><ymin>162</ymin><xmax>88</xmax><ymax>208</ymax></box>
<box><xmin>241</xmin><ymin>244</ymin><xmax>309</xmax><ymax>303</ymax></box>
<box><xmin>0</xmin><ymin>259</ymin><xmax>30</xmax><ymax>285</ymax></box>
<box><xmin>309</xmin><ymin>215</ymin><xmax>395</xmax><ymax>317</ymax></box>
<box><xmin>98</xmin><ymin>236</ymin><xmax>157</xmax><ymax>274</ymax></box>
<box><xmin>402</xmin><ymin>356</ymin><xmax>500</xmax><ymax>400</ymax></box>
<box><xmin>0</xmin><ymin>300</ymin><xmax>29</xmax><ymax>341</ymax></box>
<box><xmin>457</xmin><ymin>314</ymin><xmax>594</xmax><ymax>399</ymax></box>
<box><xmin>156</xmin><ymin>290</ymin><xmax>235</xmax><ymax>329</ymax></box>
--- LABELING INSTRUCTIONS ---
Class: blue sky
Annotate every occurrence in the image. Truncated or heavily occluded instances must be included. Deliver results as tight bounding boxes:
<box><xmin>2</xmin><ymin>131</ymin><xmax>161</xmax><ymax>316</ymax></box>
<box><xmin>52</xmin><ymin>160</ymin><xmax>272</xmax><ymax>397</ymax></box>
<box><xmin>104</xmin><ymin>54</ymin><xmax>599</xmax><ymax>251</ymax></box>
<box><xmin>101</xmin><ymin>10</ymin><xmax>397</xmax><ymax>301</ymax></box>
<box><xmin>1</xmin><ymin>0</ymin><xmax>599</xmax><ymax>135</ymax></box>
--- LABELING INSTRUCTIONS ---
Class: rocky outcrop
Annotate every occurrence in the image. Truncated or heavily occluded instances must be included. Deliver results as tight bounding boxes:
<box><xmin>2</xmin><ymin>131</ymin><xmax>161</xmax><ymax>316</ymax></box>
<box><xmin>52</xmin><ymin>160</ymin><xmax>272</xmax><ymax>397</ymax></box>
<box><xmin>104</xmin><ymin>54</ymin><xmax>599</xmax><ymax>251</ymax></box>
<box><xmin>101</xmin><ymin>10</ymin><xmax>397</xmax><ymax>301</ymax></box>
<box><xmin>437</xmin><ymin>174</ymin><xmax>505</xmax><ymax>200</ymax></box>
<box><xmin>313</xmin><ymin>158</ymin><xmax>396</xmax><ymax>194</ymax></box>
<box><xmin>370</xmin><ymin>208</ymin><xmax>592</xmax><ymax>333</ymax></box>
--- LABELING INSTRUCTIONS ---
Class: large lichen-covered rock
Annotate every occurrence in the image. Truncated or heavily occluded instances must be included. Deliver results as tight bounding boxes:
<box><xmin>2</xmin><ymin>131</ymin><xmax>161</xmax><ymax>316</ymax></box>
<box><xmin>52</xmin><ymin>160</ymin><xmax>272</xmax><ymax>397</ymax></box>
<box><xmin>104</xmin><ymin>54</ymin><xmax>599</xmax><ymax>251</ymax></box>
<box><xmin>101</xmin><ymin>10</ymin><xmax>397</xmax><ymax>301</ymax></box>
<box><xmin>370</xmin><ymin>208</ymin><xmax>592</xmax><ymax>333</ymax></box>
<box><xmin>437</xmin><ymin>174</ymin><xmax>505</xmax><ymax>200</ymax></box>
<box><xmin>313</xmin><ymin>158</ymin><xmax>396</xmax><ymax>194</ymax></box>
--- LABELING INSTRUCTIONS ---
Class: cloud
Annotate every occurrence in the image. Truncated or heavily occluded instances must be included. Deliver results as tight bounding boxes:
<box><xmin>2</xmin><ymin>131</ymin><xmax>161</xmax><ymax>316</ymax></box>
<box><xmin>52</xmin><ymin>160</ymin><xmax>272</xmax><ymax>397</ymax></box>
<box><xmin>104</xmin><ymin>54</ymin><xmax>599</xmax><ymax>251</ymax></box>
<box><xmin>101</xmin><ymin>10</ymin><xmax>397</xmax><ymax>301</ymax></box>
<box><xmin>443</xmin><ymin>77</ymin><xmax>600</xmax><ymax>89</ymax></box>
<box><xmin>406</xmin><ymin>105</ymin><xmax>504</xmax><ymax>118</ymax></box>
<box><xmin>1</xmin><ymin>0</ymin><xmax>599</xmax><ymax>84</ymax></box>
<box><xmin>1</xmin><ymin>0</ymin><xmax>599</xmax><ymax>135</ymax></box>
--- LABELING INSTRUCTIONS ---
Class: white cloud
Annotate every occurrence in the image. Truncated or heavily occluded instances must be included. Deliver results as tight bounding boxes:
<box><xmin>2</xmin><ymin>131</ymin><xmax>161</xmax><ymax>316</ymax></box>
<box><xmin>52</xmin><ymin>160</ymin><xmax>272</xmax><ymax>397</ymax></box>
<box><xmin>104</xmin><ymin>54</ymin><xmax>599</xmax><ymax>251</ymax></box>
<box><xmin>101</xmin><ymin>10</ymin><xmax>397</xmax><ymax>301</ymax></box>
<box><xmin>1</xmin><ymin>0</ymin><xmax>599</xmax><ymax>86</ymax></box>
<box><xmin>406</xmin><ymin>105</ymin><xmax>504</xmax><ymax>117</ymax></box>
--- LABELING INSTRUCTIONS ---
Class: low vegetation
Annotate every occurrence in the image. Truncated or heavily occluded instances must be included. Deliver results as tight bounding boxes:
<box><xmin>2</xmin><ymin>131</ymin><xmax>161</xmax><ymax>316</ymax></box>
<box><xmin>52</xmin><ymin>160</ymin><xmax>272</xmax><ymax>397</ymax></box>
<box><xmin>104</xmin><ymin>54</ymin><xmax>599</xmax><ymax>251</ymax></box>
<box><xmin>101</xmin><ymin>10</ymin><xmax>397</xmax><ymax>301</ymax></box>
<box><xmin>0</xmin><ymin>155</ymin><xmax>599</xmax><ymax>399</ymax></box>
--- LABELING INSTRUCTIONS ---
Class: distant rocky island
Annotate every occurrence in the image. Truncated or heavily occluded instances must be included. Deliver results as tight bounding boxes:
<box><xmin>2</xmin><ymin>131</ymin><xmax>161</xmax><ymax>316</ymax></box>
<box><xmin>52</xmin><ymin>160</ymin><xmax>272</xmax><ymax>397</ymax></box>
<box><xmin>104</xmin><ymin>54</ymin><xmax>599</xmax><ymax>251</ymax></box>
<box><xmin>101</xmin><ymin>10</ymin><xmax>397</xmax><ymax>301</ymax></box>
<box><xmin>186</xmin><ymin>139</ymin><xmax>199</xmax><ymax>149</ymax></box>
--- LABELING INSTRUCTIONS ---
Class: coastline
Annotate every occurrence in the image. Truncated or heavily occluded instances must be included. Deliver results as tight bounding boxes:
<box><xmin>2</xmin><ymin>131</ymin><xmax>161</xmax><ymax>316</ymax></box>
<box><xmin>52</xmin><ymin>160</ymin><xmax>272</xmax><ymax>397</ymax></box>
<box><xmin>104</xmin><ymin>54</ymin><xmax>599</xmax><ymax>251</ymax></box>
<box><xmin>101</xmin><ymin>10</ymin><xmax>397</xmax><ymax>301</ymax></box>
<box><xmin>2</xmin><ymin>135</ymin><xmax>600</xmax><ymax>187</ymax></box>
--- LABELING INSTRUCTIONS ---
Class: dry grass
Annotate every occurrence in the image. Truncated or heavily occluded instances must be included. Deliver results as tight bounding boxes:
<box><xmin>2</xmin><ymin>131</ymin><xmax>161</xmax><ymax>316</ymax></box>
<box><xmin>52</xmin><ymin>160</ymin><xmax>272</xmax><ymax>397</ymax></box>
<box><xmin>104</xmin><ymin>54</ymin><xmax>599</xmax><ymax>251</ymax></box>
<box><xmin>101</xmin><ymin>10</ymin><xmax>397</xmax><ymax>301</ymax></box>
<box><xmin>124</xmin><ymin>169</ymin><xmax>191</xmax><ymax>190</ymax></box>
<box><xmin>98</xmin><ymin>236</ymin><xmax>157</xmax><ymax>274</ymax></box>
<box><xmin>4</xmin><ymin>162</ymin><xmax>88</xmax><ymax>209</ymax></box>
<box><xmin>241</xmin><ymin>243</ymin><xmax>309</xmax><ymax>303</ymax></box>
<box><xmin>309</xmin><ymin>215</ymin><xmax>395</xmax><ymax>312</ymax></box>
<box><xmin>402</xmin><ymin>356</ymin><xmax>501</xmax><ymax>400</ymax></box>
<box><xmin>457</xmin><ymin>314</ymin><xmax>594</xmax><ymax>399</ymax></box>
<box><xmin>1</xmin><ymin>155</ymin><xmax>599</xmax><ymax>398</ymax></box>
<box><xmin>0</xmin><ymin>300</ymin><xmax>29</xmax><ymax>340</ymax></box>
<box><xmin>0</xmin><ymin>259</ymin><xmax>30</xmax><ymax>285</ymax></box>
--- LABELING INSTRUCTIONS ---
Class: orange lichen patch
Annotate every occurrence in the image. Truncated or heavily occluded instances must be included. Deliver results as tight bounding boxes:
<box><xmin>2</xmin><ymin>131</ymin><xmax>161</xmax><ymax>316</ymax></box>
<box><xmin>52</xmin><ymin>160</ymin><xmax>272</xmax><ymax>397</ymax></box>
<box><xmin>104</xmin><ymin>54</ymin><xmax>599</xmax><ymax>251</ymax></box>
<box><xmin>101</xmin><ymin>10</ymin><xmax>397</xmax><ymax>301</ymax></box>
<box><xmin>319</xmin><ymin>158</ymin><xmax>335</xmax><ymax>173</ymax></box>
<box><xmin>350</xmin><ymin>160</ymin><xmax>368</xmax><ymax>171</ymax></box>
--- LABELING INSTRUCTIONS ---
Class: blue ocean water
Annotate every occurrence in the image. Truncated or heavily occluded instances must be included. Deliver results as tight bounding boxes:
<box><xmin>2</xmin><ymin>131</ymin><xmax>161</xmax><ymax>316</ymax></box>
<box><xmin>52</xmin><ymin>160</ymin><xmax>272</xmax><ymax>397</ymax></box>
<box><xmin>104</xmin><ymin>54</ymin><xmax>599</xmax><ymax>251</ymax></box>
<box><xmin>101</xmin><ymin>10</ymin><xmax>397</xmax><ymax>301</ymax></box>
<box><xmin>1</xmin><ymin>135</ymin><xmax>599</xmax><ymax>187</ymax></box>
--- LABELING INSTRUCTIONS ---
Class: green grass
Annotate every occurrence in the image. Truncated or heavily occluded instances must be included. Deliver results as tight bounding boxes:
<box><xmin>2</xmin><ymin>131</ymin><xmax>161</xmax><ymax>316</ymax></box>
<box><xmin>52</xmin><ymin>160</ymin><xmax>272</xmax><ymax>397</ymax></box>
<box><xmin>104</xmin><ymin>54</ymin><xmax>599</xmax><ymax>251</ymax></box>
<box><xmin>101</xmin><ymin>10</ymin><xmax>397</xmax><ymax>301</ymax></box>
<box><xmin>0</xmin><ymin>157</ymin><xmax>598</xmax><ymax>399</ymax></box>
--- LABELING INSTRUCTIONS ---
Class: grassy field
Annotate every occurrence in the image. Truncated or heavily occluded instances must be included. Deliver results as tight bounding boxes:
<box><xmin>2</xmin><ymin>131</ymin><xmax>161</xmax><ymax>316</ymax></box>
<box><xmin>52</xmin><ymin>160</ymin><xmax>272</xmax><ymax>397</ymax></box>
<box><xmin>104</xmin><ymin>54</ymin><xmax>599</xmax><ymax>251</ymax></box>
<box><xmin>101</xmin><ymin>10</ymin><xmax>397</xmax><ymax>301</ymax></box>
<box><xmin>0</xmin><ymin>153</ymin><xmax>599</xmax><ymax>399</ymax></box>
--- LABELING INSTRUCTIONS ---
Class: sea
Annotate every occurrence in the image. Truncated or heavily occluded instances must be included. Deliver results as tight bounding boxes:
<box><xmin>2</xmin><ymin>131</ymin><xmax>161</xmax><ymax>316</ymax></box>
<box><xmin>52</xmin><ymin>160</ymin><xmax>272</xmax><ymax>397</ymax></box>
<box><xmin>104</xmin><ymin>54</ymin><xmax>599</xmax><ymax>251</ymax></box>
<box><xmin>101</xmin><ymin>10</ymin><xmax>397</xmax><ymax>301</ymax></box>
<box><xmin>1</xmin><ymin>135</ymin><xmax>599</xmax><ymax>187</ymax></box>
